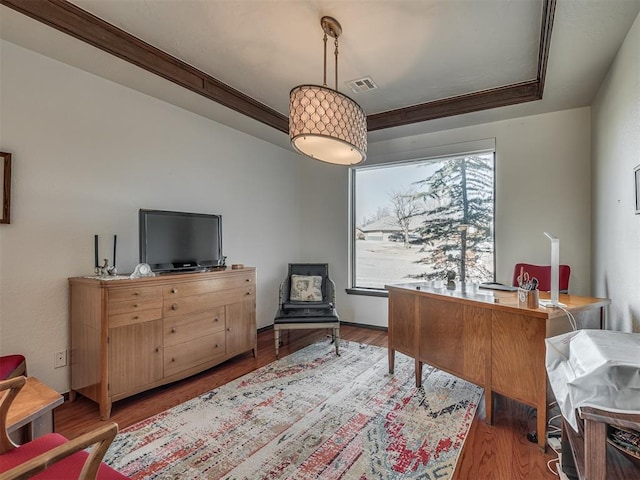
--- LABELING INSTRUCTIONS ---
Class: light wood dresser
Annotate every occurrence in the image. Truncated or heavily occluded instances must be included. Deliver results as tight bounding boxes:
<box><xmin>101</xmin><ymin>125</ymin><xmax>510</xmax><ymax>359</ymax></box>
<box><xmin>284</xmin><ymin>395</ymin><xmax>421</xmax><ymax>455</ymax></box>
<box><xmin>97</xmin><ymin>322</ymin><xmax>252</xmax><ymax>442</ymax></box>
<box><xmin>69</xmin><ymin>267</ymin><xmax>256</xmax><ymax>419</ymax></box>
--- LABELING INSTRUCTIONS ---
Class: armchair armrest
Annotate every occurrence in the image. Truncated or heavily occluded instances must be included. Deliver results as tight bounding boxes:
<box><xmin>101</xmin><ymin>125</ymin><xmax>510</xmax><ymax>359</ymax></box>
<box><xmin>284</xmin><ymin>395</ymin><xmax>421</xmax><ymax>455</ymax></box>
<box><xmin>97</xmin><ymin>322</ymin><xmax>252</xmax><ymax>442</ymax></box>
<box><xmin>0</xmin><ymin>376</ymin><xmax>26</xmax><ymax>454</ymax></box>
<box><xmin>326</xmin><ymin>277</ymin><xmax>336</xmax><ymax>304</ymax></box>
<box><xmin>278</xmin><ymin>277</ymin><xmax>291</xmax><ymax>306</ymax></box>
<box><xmin>0</xmin><ymin>422</ymin><xmax>119</xmax><ymax>480</ymax></box>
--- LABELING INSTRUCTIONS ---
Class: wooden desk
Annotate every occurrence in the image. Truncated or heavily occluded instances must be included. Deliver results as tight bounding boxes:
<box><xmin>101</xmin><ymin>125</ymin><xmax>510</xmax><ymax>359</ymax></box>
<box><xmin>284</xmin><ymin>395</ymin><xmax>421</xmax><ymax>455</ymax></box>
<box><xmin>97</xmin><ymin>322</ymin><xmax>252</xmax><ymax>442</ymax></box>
<box><xmin>386</xmin><ymin>282</ymin><xmax>610</xmax><ymax>451</ymax></box>
<box><xmin>7</xmin><ymin>376</ymin><xmax>64</xmax><ymax>442</ymax></box>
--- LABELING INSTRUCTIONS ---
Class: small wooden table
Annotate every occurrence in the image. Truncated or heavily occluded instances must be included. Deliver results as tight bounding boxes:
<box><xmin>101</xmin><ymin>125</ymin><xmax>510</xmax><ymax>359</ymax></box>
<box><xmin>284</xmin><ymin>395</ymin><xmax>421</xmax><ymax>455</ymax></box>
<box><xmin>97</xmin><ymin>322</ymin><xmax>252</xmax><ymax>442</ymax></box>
<box><xmin>7</xmin><ymin>377</ymin><xmax>64</xmax><ymax>442</ymax></box>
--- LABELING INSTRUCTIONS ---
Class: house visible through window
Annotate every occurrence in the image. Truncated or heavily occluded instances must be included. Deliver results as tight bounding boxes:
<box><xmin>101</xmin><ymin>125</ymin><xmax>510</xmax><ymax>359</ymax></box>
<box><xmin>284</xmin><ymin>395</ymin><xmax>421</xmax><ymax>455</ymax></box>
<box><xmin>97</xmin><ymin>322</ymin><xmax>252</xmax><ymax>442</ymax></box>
<box><xmin>350</xmin><ymin>152</ymin><xmax>495</xmax><ymax>291</ymax></box>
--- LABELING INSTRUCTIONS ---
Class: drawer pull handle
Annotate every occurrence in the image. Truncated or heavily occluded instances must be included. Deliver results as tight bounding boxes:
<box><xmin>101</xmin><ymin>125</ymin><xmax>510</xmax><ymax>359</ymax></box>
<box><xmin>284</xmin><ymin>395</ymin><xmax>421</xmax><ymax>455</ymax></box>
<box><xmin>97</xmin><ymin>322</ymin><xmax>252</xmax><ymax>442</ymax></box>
<box><xmin>171</xmin><ymin>357</ymin><xmax>175</xmax><ymax>362</ymax></box>
<box><xmin>155</xmin><ymin>347</ymin><xmax>159</xmax><ymax>353</ymax></box>
<box><xmin>133</xmin><ymin>304</ymin><xmax>139</xmax><ymax>308</ymax></box>
<box><xmin>214</xmin><ymin>318</ymin><xmax>219</xmax><ymax>322</ymax></box>
<box><xmin>134</xmin><ymin>292</ymin><xmax>140</xmax><ymax>296</ymax></box>
<box><xmin>246</xmin><ymin>291</ymin><xmax>251</xmax><ymax>296</ymax></box>
<box><xmin>171</xmin><ymin>328</ymin><xmax>176</xmax><ymax>333</ymax></box>
<box><xmin>214</xmin><ymin>344</ymin><xmax>219</xmax><ymax>348</ymax></box>
<box><xmin>171</xmin><ymin>288</ymin><xmax>178</xmax><ymax>294</ymax></box>
<box><xmin>227</xmin><ymin>328</ymin><xmax>231</xmax><ymax>332</ymax></box>
<box><xmin>171</xmin><ymin>304</ymin><xmax>178</xmax><ymax>310</ymax></box>
<box><xmin>133</xmin><ymin>316</ymin><xmax>139</xmax><ymax>320</ymax></box>
<box><xmin>246</xmin><ymin>278</ymin><xmax>251</xmax><ymax>282</ymax></box>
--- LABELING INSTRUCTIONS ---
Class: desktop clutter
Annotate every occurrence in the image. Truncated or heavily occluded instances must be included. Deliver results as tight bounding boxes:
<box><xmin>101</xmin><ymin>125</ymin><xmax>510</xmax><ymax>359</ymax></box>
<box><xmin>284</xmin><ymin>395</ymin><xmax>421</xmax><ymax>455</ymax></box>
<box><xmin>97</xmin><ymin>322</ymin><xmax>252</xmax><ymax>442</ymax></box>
<box><xmin>517</xmin><ymin>266</ymin><xmax>539</xmax><ymax>309</ymax></box>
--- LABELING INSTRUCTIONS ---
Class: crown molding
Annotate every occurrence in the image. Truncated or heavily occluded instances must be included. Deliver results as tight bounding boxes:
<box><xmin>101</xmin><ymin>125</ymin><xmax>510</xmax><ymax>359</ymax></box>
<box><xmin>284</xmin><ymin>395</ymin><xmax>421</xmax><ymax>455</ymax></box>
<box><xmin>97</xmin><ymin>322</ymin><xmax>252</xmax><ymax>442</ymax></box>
<box><xmin>1</xmin><ymin>0</ymin><xmax>555</xmax><ymax>134</ymax></box>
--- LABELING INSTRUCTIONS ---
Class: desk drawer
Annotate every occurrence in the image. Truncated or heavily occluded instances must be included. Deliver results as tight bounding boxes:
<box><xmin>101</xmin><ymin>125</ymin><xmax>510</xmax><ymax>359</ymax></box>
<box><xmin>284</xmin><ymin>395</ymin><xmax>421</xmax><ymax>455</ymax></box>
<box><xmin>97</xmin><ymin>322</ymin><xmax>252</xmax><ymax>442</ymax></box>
<box><xmin>164</xmin><ymin>331</ymin><xmax>226</xmax><ymax>377</ymax></box>
<box><xmin>163</xmin><ymin>273</ymin><xmax>254</xmax><ymax>299</ymax></box>
<box><xmin>108</xmin><ymin>297</ymin><xmax>163</xmax><ymax>316</ymax></box>
<box><xmin>108</xmin><ymin>286</ymin><xmax>163</xmax><ymax>304</ymax></box>
<box><xmin>164</xmin><ymin>287</ymin><xmax>255</xmax><ymax>317</ymax></box>
<box><xmin>164</xmin><ymin>308</ymin><xmax>225</xmax><ymax>347</ymax></box>
<box><xmin>109</xmin><ymin>308</ymin><xmax>162</xmax><ymax>328</ymax></box>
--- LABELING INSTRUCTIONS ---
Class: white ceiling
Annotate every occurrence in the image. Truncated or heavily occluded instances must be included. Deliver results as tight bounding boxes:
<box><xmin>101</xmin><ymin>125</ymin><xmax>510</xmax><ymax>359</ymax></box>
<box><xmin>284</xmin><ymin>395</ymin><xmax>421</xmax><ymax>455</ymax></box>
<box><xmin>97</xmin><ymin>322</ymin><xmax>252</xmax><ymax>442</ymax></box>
<box><xmin>1</xmin><ymin>0</ymin><xmax>639</xmax><ymax>150</ymax></box>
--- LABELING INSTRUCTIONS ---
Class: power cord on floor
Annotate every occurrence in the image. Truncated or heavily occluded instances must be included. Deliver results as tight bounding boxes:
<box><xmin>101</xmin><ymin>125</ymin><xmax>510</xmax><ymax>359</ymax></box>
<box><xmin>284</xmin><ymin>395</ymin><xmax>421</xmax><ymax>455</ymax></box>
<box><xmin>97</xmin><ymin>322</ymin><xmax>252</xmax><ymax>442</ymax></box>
<box><xmin>528</xmin><ymin>400</ymin><xmax>564</xmax><ymax>476</ymax></box>
<box><xmin>547</xmin><ymin>440</ymin><xmax>562</xmax><ymax>476</ymax></box>
<box><xmin>546</xmin><ymin>400</ymin><xmax>564</xmax><ymax>477</ymax></box>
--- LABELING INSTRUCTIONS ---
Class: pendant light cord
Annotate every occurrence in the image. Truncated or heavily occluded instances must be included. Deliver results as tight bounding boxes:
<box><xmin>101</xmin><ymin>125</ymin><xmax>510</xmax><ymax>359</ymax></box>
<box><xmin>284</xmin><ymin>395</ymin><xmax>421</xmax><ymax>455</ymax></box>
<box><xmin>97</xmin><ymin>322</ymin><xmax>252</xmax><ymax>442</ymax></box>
<box><xmin>322</xmin><ymin>25</ymin><xmax>340</xmax><ymax>90</ymax></box>
<box><xmin>323</xmin><ymin>32</ymin><xmax>328</xmax><ymax>87</ymax></box>
<box><xmin>334</xmin><ymin>37</ymin><xmax>339</xmax><ymax>90</ymax></box>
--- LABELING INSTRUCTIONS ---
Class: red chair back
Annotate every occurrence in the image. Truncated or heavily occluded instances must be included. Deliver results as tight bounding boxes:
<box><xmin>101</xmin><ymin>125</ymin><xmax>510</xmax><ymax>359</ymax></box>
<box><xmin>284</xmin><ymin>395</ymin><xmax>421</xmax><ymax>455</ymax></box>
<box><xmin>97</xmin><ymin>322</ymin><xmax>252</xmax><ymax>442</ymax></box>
<box><xmin>512</xmin><ymin>263</ymin><xmax>571</xmax><ymax>292</ymax></box>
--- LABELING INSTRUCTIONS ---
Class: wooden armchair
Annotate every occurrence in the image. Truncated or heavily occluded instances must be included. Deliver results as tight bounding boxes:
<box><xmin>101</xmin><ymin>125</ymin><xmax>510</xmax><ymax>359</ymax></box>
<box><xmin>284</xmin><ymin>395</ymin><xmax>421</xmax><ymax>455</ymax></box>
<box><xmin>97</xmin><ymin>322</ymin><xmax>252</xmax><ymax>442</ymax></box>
<box><xmin>0</xmin><ymin>376</ymin><xmax>126</xmax><ymax>480</ymax></box>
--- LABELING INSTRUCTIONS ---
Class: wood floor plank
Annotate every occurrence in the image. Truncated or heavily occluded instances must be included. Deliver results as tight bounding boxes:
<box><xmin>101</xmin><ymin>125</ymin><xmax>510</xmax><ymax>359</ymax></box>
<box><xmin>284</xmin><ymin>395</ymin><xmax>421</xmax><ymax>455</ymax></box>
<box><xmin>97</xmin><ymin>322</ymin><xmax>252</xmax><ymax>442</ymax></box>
<box><xmin>54</xmin><ymin>324</ymin><xmax>556</xmax><ymax>479</ymax></box>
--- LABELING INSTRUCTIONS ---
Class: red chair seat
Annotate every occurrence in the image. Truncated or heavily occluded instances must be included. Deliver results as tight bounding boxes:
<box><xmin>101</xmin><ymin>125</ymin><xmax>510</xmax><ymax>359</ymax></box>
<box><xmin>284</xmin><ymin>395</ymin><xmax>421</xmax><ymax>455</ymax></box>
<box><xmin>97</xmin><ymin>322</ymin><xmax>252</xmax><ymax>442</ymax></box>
<box><xmin>0</xmin><ymin>355</ymin><xmax>26</xmax><ymax>380</ymax></box>
<box><xmin>0</xmin><ymin>433</ymin><xmax>127</xmax><ymax>480</ymax></box>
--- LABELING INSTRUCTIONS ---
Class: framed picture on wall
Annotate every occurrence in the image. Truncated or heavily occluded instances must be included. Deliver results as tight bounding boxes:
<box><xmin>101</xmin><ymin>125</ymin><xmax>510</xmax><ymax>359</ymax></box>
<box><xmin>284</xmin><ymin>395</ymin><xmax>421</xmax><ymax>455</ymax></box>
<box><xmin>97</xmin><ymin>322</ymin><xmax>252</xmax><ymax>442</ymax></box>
<box><xmin>1</xmin><ymin>152</ymin><xmax>11</xmax><ymax>224</ymax></box>
<box><xmin>636</xmin><ymin>164</ymin><xmax>640</xmax><ymax>215</ymax></box>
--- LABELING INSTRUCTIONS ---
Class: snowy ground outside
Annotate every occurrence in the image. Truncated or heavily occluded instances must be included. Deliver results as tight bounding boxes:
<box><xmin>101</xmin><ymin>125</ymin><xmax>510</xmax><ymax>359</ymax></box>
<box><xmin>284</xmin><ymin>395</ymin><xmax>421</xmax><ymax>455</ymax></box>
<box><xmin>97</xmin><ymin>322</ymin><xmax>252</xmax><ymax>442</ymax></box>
<box><xmin>355</xmin><ymin>239</ymin><xmax>493</xmax><ymax>289</ymax></box>
<box><xmin>355</xmin><ymin>239</ymin><xmax>434</xmax><ymax>289</ymax></box>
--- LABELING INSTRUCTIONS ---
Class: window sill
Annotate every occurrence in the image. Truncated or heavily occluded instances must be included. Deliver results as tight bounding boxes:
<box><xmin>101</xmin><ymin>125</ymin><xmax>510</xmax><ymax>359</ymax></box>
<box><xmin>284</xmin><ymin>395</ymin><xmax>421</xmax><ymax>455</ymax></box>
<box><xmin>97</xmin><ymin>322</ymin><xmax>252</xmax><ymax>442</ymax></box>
<box><xmin>345</xmin><ymin>288</ymin><xmax>388</xmax><ymax>298</ymax></box>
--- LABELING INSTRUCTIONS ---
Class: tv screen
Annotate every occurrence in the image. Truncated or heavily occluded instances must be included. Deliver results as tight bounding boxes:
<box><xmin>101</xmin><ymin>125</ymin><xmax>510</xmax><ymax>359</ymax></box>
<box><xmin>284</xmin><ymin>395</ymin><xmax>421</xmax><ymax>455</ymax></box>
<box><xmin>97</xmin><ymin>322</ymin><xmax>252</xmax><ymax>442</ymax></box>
<box><xmin>139</xmin><ymin>209</ymin><xmax>223</xmax><ymax>272</ymax></box>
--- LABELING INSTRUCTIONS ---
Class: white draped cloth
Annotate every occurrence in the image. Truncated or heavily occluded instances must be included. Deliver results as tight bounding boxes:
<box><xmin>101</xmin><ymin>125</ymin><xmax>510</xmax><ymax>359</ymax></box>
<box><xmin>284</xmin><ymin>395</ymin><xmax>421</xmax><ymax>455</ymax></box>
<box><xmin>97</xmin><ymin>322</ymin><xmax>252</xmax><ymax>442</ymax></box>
<box><xmin>545</xmin><ymin>329</ymin><xmax>640</xmax><ymax>430</ymax></box>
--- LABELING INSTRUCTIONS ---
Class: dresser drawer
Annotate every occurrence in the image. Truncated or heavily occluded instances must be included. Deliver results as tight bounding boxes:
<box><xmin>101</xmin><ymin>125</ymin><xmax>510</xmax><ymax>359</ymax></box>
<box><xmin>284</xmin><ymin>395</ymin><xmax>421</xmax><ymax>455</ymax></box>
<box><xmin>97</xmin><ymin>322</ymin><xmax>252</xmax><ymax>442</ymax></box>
<box><xmin>109</xmin><ymin>308</ymin><xmax>163</xmax><ymax>328</ymax></box>
<box><xmin>164</xmin><ymin>331</ymin><xmax>226</xmax><ymax>377</ymax></box>
<box><xmin>108</xmin><ymin>297</ymin><xmax>163</xmax><ymax>316</ymax></box>
<box><xmin>163</xmin><ymin>273</ymin><xmax>255</xmax><ymax>299</ymax></box>
<box><xmin>164</xmin><ymin>308</ymin><xmax>225</xmax><ymax>347</ymax></box>
<box><xmin>164</xmin><ymin>287</ymin><xmax>255</xmax><ymax>317</ymax></box>
<box><xmin>108</xmin><ymin>286</ymin><xmax>163</xmax><ymax>304</ymax></box>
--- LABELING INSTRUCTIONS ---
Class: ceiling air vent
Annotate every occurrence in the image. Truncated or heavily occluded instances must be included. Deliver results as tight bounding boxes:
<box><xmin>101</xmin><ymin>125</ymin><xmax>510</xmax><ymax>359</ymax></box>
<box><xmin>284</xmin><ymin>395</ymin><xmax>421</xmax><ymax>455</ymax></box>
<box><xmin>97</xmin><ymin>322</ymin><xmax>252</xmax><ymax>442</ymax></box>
<box><xmin>346</xmin><ymin>76</ymin><xmax>378</xmax><ymax>94</ymax></box>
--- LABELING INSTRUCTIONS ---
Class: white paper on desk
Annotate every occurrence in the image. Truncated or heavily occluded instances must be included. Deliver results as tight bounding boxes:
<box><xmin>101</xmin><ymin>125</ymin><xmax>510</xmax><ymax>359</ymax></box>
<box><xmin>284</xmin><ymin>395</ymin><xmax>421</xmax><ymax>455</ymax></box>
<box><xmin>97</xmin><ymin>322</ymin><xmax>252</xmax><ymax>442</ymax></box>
<box><xmin>545</xmin><ymin>329</ymin><xmax>640</xmax><ymax>431</ymax></box>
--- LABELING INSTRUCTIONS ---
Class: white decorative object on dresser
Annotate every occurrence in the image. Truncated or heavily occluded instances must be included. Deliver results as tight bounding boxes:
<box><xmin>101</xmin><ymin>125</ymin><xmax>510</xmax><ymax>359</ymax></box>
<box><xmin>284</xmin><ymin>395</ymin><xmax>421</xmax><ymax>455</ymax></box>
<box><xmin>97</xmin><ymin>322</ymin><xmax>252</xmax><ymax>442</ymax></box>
<box><xmin>68</xmin><ymin>267</ymin><xmax>256</xmax><ymax>419</ymax></box>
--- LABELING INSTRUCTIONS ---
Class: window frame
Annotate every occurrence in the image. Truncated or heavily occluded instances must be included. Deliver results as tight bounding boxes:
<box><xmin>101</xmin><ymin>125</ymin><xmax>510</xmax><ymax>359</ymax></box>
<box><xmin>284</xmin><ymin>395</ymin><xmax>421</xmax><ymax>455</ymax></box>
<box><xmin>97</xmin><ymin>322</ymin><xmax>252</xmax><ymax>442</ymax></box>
<box><xmin>348</xmin><ymin>148</ymin><xmax>496</xmax><ymax>295</ymax></box>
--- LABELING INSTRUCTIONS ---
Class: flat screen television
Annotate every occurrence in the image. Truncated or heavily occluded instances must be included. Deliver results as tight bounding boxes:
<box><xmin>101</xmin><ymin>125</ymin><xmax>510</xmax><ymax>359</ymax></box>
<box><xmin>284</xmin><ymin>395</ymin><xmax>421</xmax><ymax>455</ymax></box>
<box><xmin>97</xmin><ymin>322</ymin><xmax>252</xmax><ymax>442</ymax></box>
<box><xmin>139</xmin><ymin>209</ymin><xmax>223</xmax><ymax>273</ymax></box>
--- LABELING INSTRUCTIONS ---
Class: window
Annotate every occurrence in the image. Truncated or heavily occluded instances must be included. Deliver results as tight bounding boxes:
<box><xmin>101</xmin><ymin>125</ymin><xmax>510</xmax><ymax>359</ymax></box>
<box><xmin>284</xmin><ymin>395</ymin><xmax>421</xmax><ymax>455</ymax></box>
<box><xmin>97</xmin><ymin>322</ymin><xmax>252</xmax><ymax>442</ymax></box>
<box><xmin>350</xmin><ymin>152</ymin><xmax>495</xmax><ymax>291</ymax></box>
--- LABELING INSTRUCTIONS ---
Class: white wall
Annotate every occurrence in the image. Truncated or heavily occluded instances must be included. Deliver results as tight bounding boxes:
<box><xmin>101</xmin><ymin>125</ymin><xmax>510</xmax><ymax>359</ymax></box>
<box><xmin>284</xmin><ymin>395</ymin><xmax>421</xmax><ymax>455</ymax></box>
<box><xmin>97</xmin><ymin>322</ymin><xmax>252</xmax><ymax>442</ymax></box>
<box><xmin>592</xmin><ymin>12</ymin><xmax>640</xmax><ymax>332</ymax></box>
<box><xmin>1</xmin><ymin>21</ymin><xmax>620</xmax><ymax>391</ymax></box>
<box><xmin>0</xmin><ymin>40</ymin><xmax>304</xmax><ymax>392</ymax></box>
<box><xmin>304</xmin><ymin>108</ymin><xmax>593</xmax><ymax>328</ymax></box>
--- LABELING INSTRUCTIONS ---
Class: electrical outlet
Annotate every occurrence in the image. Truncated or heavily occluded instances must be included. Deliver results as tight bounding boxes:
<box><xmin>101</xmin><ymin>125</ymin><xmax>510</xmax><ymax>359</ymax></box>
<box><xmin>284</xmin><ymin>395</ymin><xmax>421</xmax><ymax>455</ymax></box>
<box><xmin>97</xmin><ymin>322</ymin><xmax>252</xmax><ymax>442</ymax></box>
<box><xmin>54</xmin><ymin>350</ymin><xmax>67</xmax><ymax>368</ymax></box>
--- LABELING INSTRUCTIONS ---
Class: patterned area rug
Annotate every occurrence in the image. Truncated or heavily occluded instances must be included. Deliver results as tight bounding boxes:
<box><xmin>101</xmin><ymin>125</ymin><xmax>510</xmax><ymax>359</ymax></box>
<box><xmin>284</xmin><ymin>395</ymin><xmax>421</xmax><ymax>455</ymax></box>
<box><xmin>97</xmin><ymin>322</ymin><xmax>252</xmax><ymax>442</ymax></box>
<box><xmin>104</xmin><ymin>341</ymin><xmax>482</xmax><ymax>479</ymax></box>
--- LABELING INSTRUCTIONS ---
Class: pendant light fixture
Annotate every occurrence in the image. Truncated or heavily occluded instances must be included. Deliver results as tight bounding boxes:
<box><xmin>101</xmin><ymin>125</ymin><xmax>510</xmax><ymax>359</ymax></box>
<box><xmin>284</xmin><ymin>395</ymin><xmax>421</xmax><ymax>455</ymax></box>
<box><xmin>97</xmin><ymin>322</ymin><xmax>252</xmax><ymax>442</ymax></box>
<box><xmin>289</xmin><ymin>16</ymin><xmax>367</xmax><ymax>165</ymax></box>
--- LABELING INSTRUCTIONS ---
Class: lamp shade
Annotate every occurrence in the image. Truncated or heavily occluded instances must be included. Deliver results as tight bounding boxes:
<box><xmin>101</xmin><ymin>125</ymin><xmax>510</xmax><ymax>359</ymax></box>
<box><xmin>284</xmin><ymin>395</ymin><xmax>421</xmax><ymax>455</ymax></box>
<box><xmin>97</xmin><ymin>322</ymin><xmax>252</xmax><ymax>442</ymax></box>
<box><xmin>289</xmin><ymin>85</ymin><xmax>367</xmax><ymax>165</ymax></box>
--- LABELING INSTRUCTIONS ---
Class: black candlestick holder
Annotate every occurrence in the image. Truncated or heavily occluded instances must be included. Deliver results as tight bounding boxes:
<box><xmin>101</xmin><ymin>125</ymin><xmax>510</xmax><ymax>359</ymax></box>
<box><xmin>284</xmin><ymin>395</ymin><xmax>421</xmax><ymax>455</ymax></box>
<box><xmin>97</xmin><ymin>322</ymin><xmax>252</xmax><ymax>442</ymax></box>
<box><xmin>95</xmin><ymin>258</ymin><xmax>117</xmax><ymax>277</ymax></box>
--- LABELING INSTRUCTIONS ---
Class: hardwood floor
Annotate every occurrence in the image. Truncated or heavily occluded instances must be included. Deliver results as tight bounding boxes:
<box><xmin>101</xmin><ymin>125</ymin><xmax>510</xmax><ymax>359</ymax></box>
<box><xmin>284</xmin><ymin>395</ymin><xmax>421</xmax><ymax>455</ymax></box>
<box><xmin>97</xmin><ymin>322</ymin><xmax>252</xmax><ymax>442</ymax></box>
<box><xmin>55</xmin><ymin>324</ymin><xmax>558</xmax><ymax>479</ymax></box>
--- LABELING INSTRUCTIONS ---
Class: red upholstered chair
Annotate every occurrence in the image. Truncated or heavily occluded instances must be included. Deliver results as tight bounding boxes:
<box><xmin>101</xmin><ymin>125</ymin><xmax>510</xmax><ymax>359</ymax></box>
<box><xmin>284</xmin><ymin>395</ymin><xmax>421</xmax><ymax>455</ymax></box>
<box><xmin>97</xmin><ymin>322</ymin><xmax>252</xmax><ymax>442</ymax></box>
<box><xmin>0</xmin><ymin>355</ymin><xmax>26</xmax><ymax>380</ymax></box>
<box><xmin>512</xmin><ymin>263</ymin><xmax>571</xmax><ymax>293</ymax></box>
<box><xmin>0</xmin><ymin>376</ymin><xmax>127</xmax><ymax>480</ymax></box>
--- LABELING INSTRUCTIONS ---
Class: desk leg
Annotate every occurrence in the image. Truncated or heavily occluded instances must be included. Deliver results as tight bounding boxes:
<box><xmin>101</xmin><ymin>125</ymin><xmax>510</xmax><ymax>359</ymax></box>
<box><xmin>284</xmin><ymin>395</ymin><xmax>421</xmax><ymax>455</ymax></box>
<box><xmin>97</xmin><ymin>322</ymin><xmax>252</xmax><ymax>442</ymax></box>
<box><xmin>388</xmin><ymin>348</ymin><xmax>395</xmax><ymax>374</ymax></box>
<box><xmin>485</xmin><ymin>391</ymin><xmax>493</xmax><ymax>426</ymax></box>
<box><xmin>415</xmin><ymin>359</ymin><xmax>423</xmax><ymax>388</ymax></box>
<box><xmin>537</xmin><ymin>402</ymin><xmax>547</xmax><ymax>452</ymax></box>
